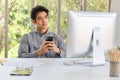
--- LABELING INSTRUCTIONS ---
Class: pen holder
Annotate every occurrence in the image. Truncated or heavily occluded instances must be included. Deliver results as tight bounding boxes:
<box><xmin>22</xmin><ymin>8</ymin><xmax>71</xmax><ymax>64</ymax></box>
<box><xmin>108</xmin><ymin>49</ymin><xmax>120</xmax><ymax>77</ymax></box>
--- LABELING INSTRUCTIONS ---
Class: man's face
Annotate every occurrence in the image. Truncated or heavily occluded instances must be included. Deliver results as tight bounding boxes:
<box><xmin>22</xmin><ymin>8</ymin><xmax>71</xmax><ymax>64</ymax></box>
<box><xmin>34</xmin><ymin>11</ymin><xmax>48</xmax><ymax>31</ymax></box>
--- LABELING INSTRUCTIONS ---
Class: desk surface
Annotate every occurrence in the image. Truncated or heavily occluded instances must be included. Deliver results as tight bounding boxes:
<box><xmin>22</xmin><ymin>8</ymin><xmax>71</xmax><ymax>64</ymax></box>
<box><xmin>0</xmin><ymin>58</ymin><xmax>119</xmax><ymax>80</ymax></box>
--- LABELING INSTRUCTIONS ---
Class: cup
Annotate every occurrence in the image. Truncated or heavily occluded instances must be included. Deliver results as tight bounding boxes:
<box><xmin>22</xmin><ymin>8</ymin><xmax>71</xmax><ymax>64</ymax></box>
<box><xmin>110</xmin><ymin>61</ymin><xmax>120</xmax><ymax>77</ymax></box>
<box><xmin>108</xmin><ymin>49</ymin><xmax>120</xmax><ymax>77</ymax></box>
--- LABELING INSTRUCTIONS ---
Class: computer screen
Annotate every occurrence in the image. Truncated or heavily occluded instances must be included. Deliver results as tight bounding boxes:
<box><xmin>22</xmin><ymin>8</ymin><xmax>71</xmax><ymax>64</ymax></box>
<box><xmin>67</xmin><ymin>11</ymin><xmax>117</xmax><ymax>58</ymax></box>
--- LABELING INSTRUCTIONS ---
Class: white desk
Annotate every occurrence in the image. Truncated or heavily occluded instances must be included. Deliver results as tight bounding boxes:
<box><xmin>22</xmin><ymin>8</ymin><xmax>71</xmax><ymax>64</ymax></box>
<box><xmin>0</xmin><ymin>58</ymin><xmax>119</xmax><ymax>80</ymax></box>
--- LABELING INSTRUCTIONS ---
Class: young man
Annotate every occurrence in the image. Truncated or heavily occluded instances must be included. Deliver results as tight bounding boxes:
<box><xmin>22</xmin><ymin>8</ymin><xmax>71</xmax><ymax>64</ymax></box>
<box><xmin>18</xmin><ymin>5</ymin><xmax>66</xmax><ymax>58</ymax></box>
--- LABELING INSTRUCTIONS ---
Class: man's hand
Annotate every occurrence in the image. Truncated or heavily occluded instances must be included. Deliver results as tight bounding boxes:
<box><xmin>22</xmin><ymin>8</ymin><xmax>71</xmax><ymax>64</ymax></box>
<box><xmin>46</xmin><ymin>41</ymin><xmax>60</xmax><ymax>55</ymax></box>
<box><xmin>36</xmin><ymin>41</ymin><xmax>60</xmax><ymax>56</ymax></box>
<box><xmin>36</xmin><ymin>42</ymin><xmax>49</xmax><ymax>56</ymax></box>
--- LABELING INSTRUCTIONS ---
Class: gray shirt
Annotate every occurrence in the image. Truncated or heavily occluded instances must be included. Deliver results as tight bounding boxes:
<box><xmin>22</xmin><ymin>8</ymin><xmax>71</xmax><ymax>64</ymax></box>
<box><xmin>18</xmin><ymin>30</ymin><xmax>66</xmax><ymax>58</ymax></box>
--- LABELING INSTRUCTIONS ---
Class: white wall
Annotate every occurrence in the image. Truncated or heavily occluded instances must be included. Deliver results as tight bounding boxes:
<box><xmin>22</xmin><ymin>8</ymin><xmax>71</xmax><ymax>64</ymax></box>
<box><xmin>110</xmin><ymin>0</ymin><xmax>120</xmax><ymax>45</ymax></box>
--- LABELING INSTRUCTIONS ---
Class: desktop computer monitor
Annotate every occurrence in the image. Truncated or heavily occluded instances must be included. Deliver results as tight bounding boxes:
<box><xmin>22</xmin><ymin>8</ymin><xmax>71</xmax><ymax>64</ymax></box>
<box><xmin>67</xmin><ymin>11</ymin><xmax>117</xmax><ymax>59</ymax></box>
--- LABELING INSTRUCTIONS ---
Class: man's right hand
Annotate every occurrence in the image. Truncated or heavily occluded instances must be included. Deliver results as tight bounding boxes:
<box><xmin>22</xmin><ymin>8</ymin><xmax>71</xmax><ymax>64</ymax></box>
<box><xmin>36</xmin><ymin>41</ymin><xmax>49</xmax><ymax>56</ymax></box>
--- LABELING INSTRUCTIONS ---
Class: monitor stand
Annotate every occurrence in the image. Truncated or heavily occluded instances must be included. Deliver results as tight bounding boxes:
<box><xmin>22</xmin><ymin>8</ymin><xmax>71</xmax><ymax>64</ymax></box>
<box><xmin>93</xmin><ymin>27</ymin><xmax>105</xmax><ymax>65</ymax></box>
<box><xmin>64</xmin><ymin>27</ymin><xmax>105</xmax><ymax>67</ymax></box>
<box><xmin>81</xmin><ymin>27</ymin><xmax>105</xmax><ymax>67</ymax></box>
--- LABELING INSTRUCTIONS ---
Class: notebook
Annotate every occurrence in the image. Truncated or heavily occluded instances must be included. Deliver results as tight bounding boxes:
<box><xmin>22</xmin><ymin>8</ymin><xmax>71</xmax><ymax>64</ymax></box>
<box><xmin>10</xmin><ymin>66</ymin><xmax>33</xmax><ymax>76</ymax></box>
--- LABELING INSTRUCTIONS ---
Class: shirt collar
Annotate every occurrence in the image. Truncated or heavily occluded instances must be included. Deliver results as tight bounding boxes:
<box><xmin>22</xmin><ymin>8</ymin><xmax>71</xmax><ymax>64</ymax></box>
<box><xmin>35</xmin><ymin>29</ymin><xmax>50</xmax><ymax>36</ymax></box>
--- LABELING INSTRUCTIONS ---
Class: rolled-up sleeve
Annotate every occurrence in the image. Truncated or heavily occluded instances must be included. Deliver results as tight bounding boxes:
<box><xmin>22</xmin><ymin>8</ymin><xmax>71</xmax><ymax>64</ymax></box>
<box><xmin>18</xmin><ymin>34</ymin><xmax>37</xmax><ymax>58</ymax></box>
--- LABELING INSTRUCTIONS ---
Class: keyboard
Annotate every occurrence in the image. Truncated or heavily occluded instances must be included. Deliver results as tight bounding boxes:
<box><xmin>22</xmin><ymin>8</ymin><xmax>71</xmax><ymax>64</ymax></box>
<box><xmin>73</xmin><ymin>58</ymin><xmax>93</xmax><ymax>64</ymax></box>
<box><xmin>63</xmin><ymin>58</ymin><xmax>93</xmax><ymax>66</ymax></box>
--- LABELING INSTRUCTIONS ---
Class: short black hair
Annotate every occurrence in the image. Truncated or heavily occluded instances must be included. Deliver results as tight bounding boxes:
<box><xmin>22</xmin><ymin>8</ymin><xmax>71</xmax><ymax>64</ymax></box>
<box><xmin>31</xmin><ymin>5</ymin><xmax>49</xmax><ymax>20</ymax></box>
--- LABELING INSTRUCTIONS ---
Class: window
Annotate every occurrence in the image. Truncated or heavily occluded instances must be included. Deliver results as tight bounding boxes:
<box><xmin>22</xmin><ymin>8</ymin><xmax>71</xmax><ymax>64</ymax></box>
<box><xmin>0</xmin><ymin>0</ymin><xmax>110</xmax><ymax>58</ymax></box>
<box><xmin>7</xmin><ymin>0</ymin><xmax>31</xmax><ymax>58</ymax></box>
<box><xmin>0</xmin><ymin>0</ymin><xmax>5</xmax><ymax>58</ymax></box>
<box><xmin>87</xmin><ymin>0</ymin><xmax>109</xmax><ymax>12</ymax></box>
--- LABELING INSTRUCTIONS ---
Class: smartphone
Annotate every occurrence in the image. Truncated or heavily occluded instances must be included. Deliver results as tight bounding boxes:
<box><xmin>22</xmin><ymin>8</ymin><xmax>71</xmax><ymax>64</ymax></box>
<box><xmin>46</xmin><ymin>36</ymin><xmax>53</xmax><ymax>41</ymax></box>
